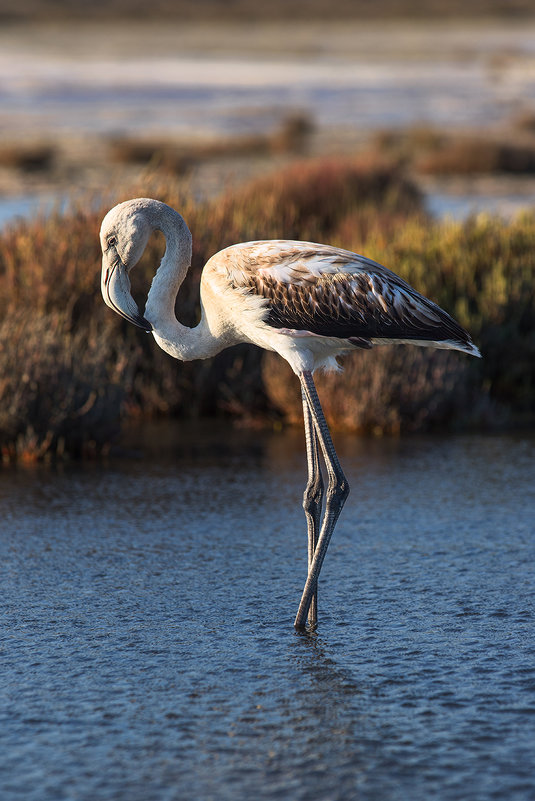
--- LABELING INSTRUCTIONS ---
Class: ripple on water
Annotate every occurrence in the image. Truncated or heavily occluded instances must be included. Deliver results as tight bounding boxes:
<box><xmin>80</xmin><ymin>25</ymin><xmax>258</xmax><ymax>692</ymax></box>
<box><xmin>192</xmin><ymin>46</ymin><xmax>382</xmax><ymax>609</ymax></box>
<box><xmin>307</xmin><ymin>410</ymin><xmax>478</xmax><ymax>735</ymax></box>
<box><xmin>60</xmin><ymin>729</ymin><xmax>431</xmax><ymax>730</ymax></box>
<box><xmin>0</xmin><ymin>431</ymin><xmax>534</xmax><ymax>801</ymax></box>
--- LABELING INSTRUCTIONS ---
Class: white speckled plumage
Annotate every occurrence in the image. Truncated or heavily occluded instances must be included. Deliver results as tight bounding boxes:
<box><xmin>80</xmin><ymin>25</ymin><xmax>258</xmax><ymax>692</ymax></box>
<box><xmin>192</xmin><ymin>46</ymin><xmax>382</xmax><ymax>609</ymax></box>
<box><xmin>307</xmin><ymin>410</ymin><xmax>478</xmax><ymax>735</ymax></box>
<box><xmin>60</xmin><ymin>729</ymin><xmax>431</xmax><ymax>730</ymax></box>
<box><xmin>100</xmin><ymin>197</ymin><xmax>480</xmax><ymax>630</ymax></box>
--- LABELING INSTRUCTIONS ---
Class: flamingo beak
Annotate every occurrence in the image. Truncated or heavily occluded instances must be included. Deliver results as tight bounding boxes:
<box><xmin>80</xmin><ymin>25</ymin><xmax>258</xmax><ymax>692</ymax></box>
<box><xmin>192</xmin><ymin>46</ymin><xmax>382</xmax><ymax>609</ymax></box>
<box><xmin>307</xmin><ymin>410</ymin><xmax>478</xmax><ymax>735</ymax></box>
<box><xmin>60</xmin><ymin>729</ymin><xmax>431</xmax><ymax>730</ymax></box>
<box><xmin>102</xmin><ymin>257</ymin><xmax>152</xmax><ymax>332</ymax></box>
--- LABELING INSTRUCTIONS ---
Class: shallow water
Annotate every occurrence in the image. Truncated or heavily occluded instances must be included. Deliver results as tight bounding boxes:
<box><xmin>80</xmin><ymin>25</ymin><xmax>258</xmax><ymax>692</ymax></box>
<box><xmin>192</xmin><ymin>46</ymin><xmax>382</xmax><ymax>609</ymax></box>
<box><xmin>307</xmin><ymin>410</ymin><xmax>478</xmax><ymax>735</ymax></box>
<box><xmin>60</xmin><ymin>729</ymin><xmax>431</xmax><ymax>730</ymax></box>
<box><xmin>3</xmin><ymin>20</ymin><xmax>535</xmax><ymax>139</ymax></box>
<box><xmin>3</xmin><ymin>21</ymin><xmax>535</xmax><ymax>229</ymax></box>
<box><xmin>1</xmin><ymin>427</ymin><xmax>535</xmax><ymax>800</ymax></box>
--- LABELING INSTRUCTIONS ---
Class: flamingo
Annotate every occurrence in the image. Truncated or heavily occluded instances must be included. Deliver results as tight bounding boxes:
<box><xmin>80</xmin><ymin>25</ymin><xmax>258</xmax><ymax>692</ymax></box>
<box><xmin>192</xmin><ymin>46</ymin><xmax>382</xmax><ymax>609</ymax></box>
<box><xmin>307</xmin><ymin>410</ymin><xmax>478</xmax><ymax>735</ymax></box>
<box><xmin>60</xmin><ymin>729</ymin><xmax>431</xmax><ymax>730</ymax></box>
<box><xmin>100</xmin><ymin>197</ymin><xmax>480</xmax><ymax>631</ymax></box>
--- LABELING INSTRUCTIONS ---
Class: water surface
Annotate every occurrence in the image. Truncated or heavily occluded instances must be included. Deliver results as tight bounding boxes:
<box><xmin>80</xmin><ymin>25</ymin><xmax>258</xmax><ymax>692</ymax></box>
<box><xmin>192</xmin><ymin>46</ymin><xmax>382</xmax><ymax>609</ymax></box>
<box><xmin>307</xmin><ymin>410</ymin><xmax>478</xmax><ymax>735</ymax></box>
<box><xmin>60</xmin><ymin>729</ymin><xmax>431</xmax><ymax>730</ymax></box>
<box><xmin>3</xmin><ymin>21</ymin><xmax>535</xmax><ymax>228</ymax></box>
<box><xmin>1</xmin><ymin>428</ymin><xmax>534</xmax><ymax>800</ymax></box>
<box><xmin>3</xmin><ymin>21</ymin><xmax>535</xmax><ymax>138</ymax></box>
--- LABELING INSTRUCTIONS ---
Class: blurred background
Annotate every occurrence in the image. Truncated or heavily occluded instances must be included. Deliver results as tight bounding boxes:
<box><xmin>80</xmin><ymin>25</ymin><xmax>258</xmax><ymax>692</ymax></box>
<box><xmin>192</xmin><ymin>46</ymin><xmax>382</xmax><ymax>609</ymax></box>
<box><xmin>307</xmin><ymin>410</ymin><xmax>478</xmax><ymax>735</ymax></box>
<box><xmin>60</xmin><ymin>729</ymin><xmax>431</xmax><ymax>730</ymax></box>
<box><xmin>1</xmin><ymin>0</ymin><xmax>535</xmax><ymax>459</ymax></box>
<box><xmin>3</xmin><ymin>0</ymin><xmax>535</xmax><ymax>222</ymax></box>
<box><xmin>3</xmin><ymin>10</ymin><xmax>535</xmax><ymax>801</ymax></box>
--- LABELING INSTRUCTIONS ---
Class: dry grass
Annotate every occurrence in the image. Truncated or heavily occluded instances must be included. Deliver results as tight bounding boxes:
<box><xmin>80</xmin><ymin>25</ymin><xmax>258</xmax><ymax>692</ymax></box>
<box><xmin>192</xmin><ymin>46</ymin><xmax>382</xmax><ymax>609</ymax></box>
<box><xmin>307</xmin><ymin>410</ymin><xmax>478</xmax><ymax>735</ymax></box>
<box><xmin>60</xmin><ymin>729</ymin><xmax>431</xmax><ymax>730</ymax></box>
<box><xmin>418</xmin><ymin>139</ymin><xmax>535</xmax><ymax>175</ymax></box>
<box><xmin>374</xmin><ymin>126</ymin><xmax>535</xmax><ymax>175</ymax></box>
<box><xmin>0</xmin><ymin>310</ymin><xmax>130</xmax><ymax>461</ymax></box>
<box><xmin>263</xmin><ymin>347</ymin><xmax>483</xmax><ymax>435</ymax></box>
<box><xmin>0</xmin><ymin>156</ymin><xmax>534</xmax><ymax>459</ymax></box>
<box><xmin>109</xmin><ymin>114</ymin><xmax>314</xmax><ymax>172</ymax></box>
<box><xmin>0</xmin><ymin>142</ymin><xmax>56</xmax><ymax>172</ymax></box>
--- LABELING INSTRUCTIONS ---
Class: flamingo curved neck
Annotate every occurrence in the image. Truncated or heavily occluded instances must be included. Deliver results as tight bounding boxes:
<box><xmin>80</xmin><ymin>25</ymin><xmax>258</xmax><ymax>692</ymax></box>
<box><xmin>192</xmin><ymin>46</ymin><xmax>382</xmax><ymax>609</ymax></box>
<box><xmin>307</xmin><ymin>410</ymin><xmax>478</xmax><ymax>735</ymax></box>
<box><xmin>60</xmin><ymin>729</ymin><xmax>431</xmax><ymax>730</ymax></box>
<box><xmin>143</xmin><ymin>207</ymin><xmax>222</xmax><ymax>362</ymax></box>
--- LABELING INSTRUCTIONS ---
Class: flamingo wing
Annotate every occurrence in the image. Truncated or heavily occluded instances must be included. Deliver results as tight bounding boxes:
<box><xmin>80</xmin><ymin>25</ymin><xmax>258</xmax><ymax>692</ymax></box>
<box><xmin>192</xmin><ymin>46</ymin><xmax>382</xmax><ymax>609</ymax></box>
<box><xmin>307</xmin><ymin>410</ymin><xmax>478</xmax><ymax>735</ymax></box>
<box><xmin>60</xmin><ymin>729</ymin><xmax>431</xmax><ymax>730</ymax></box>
<box><xmin>223</xmin><ymin>241</ymin><xmax>472</xmax><ymax>349</ymax></box>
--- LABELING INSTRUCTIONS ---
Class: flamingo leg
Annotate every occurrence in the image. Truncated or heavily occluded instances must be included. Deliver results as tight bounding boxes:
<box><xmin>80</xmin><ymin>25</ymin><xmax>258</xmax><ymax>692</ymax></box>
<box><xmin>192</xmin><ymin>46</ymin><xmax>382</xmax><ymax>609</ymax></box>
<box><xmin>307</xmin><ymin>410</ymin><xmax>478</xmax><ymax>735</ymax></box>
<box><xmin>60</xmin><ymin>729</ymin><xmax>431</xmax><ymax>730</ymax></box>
<box><xmin>301</xmin><ymin>386</ymin><xmax>324</xmax><ymax>629</ymax></box>
<box><xmin>294</xmin><ymin>370</ymin><xmax>350</xmax><ymax>631</ymax></box>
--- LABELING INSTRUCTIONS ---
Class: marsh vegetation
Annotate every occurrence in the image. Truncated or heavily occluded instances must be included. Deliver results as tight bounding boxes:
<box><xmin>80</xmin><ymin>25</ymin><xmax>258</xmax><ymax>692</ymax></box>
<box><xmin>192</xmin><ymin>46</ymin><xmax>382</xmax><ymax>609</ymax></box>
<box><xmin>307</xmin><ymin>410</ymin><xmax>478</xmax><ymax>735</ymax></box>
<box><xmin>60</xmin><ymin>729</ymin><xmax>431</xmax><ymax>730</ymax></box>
<box><xmin>2</xmin><ymin>12</ymin><xmax>535</xmax><ymax>460</ymax></box>
<box><xmin>1</xmin><ymin>156</ymin><xmax>534</xmax><ymax>461</ymax></box>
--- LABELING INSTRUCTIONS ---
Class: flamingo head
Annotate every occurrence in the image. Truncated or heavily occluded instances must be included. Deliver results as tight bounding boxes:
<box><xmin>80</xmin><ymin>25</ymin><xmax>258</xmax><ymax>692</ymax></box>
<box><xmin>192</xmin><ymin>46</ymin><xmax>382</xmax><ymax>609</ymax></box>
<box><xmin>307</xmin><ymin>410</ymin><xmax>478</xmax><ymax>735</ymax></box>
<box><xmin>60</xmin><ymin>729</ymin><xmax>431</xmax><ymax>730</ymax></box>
<box><xmin>100</xmin><ymin>198</ymin><xmax>155</xmax><ymax>331</ymax></box>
